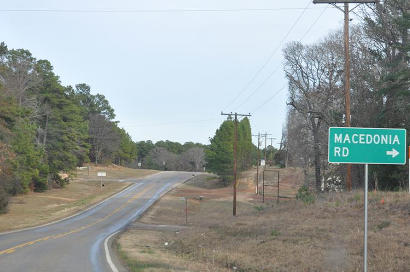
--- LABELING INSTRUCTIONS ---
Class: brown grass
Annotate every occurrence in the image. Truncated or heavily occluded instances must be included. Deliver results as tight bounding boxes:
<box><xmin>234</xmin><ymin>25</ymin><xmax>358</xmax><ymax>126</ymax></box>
<box><xmin>117</xmin><ymin>168</ymin><xmax>410</xmax><ymax>271</ymax></box>
<box><xmin>0</xmin><ymin>165</ymin><xmax>157</xmax><ymax>232</ymax></box>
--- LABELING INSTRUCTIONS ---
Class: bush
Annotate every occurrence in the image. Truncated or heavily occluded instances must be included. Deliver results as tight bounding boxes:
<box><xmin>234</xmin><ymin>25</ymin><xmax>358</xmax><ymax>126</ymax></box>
<box><xmin>0</xmin><ymin>186</ymin><xmax>9</xmax><ymax>214</ymax></box>
<box><xmin>296</xmin><ymin>185</ymin><xmax>315</xmax><ymax>204</ymax></box>
<box><xmin>271</xmin><ymin>229</ymin><xmax>280</xmax><ymax>237</ymax></box>
<box><xmin>52</xmin><ymin>173</ymin><xmax>70</xmax><ymax>188</ymax></box>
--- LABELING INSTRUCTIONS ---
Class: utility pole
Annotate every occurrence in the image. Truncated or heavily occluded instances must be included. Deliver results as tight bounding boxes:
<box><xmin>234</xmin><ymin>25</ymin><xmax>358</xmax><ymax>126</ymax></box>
<box><xmin>343</xmin><ymin>2</ymin><xmax>352</xmax><ymax>192</ymax></box>
<box><xmin>313</xmin><ymin>0</ymin><xmax>378</xmax><ymax>192</ymax></box>
<box><xmin>221</xmin><ymin>112</ymin><xmax>251</xmax><ymax>216</ymax></box>
<box><xmin>313</xmin><ymin>1</ymin><xmax>379</xmax><ymax>271</ymax></box>
<box><xmin>252</xmin><ymin>133</ymin><xmax>261</xmax><ymax>194</ymax></box>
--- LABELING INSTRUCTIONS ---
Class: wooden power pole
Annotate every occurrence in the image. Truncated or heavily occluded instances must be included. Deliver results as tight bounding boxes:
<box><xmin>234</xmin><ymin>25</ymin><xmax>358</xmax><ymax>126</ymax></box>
<box><xmin>221</xmin><ymin>112</ymin><xmax>251</xmax><ymax>216</ymax></box>
<box><xmin>313</xmin><ymin>0</ymin><xmax>378</xmax><ymax>192</ymax></box>
<box><xmin>343</xmin><ymin>2</ymin><xmax>353</xmax><ymax>192</ymax></box>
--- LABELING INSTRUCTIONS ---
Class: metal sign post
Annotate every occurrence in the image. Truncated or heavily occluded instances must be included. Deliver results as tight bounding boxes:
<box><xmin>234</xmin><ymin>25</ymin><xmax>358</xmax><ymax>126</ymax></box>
<box><xmin>364</xmin><ymin>164</ymin><xmax>368</xmax><ymax>272</ymax></box>
<box><xmin>328</xmin><ymin>127</ymin><xmax>406</xmax><ymax>272</ymax></box>
<box><xmin>97</xmin><ymin>172</ymin><xmax>106</xmax><ymax>190</ymax></box>
<box><xmin>185</xmin><ymin>197</ymin><xmax>188</xmax><ymax>225</ymax></box>
<box><xmin>180</xmin><ymin>197</ymin><xmax>188</xmax><ymax>225</ymax></box>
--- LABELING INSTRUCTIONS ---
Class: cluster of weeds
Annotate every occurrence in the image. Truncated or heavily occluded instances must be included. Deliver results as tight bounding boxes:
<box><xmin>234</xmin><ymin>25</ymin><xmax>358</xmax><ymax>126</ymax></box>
<box><xmin>253</xmin><ymin>205</ymin><xmax>264</xmax><ymax>212</ymax></box>
<box><xmin>335</xmin><ymin>200</ymin><xmax>341</xmax><ymax>207</ymax></box>
<box><xmin>140</xmin><ymin>248</ymin><xmax>154</xmax><ymax>254</ymax></box>
<box><xmin>114</xmin><ymin>238</ymin><xmax>166</xmax><ymax>272</ymax></box>
<box><xmin>0</xmin><ymin>186</ymin><xmax>9</xmax><ymax>214</ymax></box>
<box><xmin>270</xmin><ymin>229</ymin><xmax>280</xmax><ymax>238</ymax></box>
<box><xmin>296</xmin><ymin>185</ymin><xmax>315</xmax><ymax>204</ymax></box>
<box><xmin>377</xmin><ymin>221</ymin><xmax>391</xmax><ymax>230</ymax></box>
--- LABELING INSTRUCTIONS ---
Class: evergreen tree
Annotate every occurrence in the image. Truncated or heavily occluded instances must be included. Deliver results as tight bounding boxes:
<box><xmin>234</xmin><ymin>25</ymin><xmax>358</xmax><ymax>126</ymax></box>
<box><xmin>206</xmin><ymin>120</ymin><xmax>234</xmax><ymax>183</ymax></box>
<box><xmin>364</xmin><ymin>0</ymin><xmax>409</xmax><ymax>189</ymax></box>
<box><xmin>113</xmin><ymin>127</ymin><xmax>138</xmax><ymax>165</ymax></box>
<box><xmin>34</xmin><ymin>60</ymin><xmax>89</xmax><ymax>184</ymax></box>
<box><xmin>10</xmin><ymin>119</ymin><xmax>48</xmax><ymax>193</ymax></box>
<box><xmin>136</xmin><ymin>140</ymin><xmax>155</xmax><ymax>164</ymax></box>
<box><xmin>238</xmin><ymin>117</ymin><xmax>253</xmax><ymax>170</ymax></box>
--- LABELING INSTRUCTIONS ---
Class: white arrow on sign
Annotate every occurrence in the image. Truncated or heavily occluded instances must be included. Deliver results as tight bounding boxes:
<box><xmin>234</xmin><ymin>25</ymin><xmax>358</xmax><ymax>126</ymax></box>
<box><xmin>386</xmin><ymin>148</ymin><xmax>399</xmax><ymax>158</ymax></box>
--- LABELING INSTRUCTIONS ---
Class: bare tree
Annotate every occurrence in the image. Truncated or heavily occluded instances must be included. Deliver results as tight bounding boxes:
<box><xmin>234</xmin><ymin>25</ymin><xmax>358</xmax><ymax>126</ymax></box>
<box><xmin>1</xmin><ymin>49</ymin><xmax>40</xmax><ymax>109</ymax></box>
<box><xmin>149</xmin><ymin>147</ymin><xmax>178</xmax><ymax>170</ymax></box>
<box><xmin>283</xmin><ymin>35</ymin><xmax>345</xmax><ymax>191</ymax></box>
<box><xmin>88</xmin><ymin>114</ymin><xmax>120</xmax><ymax>164</ymax></box>
<box><xmin>180</xmin><ymin>147</ymin><xmax>205</xmax><ymax>171</ymax></box>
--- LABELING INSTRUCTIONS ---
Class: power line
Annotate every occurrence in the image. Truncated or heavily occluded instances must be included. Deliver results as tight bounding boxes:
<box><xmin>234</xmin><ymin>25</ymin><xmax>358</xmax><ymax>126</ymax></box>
<box><xmin>251</xmin><ymin>85</ymin><xmax>287</xmax><ymax>114</ymax></box>
<box><xmin>0</xmin><ymin>7</ymin><xmax>327</xmax><ymax>14</ymax></box>
<box><xmin>233</xmin><ymin>66</ymin><xmax>281</xmax><ymax>111</ymax></box>
<box><xmin>120</xmin><ymin>118</ymin><xmax>218</xmax><ymax>127</ymax></box>
<box><xmin>298</xmin><ymin>6</ymin><xmax>329</xmax><ymax>42</ymax></box>
<box><xmin>224</xmin><ymin>0</ymin><xmax>312</xmax><ymax>110</ymax></box>
<box><xmin>244</xmin><ymin>7</ymin><xmax>329</xmax><ymax>114</ymax></box>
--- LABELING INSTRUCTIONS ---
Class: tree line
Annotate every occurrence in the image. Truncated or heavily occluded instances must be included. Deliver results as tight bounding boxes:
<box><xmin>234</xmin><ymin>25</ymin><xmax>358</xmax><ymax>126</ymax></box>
<box><xmin>0</xmin><ymin>43</ymin><xmax>207</xmax><ymax>213</ymax></box>
<box><xmin>135</xmin><ymin>140</ymin><xmax>206</xmax><ymax>171</ymax></box>
<box><xmin>0</xmin><ymin>43</ymin><xmax>141</xmax><ymax>212</ymax></box>
<box><xmin>282</xmin><ymin>0</ymin><xmax>409</xmax><ymax>190</ymax></box>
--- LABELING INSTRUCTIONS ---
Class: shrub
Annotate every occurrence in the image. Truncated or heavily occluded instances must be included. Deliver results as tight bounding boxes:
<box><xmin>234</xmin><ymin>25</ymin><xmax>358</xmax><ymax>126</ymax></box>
<box><xmin>0</xmin><ymin>186</ymin><xmax>9</xmax><ymax>214</ymax></box>
<box><xmin>52</xmin><ymin>173</ymin><xmax>70</xmax><ymax>188</ymax></box>
<box><xmin>296</xmin><ymin>185</ymin><xmax>315</xmax><ymax>204</ymax></box>
<box><xmin>270</xmin><ymin>229</ymin><xmax>280</xmax><ymax>237</ymax></box>
<box><xmin>377</xmin><ymin>221</ymin><xmax>391</xmax><ymax>230</ymax></box>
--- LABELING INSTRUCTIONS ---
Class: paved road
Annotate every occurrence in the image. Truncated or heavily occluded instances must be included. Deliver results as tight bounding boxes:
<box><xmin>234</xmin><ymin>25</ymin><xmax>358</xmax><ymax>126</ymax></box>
<box><xmin>0</xmin><ymin>171</ymin><xmax>194</xmax><ymax>272</ymax></box>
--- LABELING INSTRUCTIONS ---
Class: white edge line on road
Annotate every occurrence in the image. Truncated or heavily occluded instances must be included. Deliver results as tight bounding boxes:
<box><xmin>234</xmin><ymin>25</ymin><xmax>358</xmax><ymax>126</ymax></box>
<box><xmin>104</xmin><ymin>173</ymin><xmax>199</xmax><ymax>272</ymax></box>
<box><xmin>105</xmin><ymin>231</ymin><xmax>120</xmax><ymax>272</ymax></box>
<box><xmin>0</xmin><ymin>172</ymin><xmax>163</xmax><ymax>236</ymax></box>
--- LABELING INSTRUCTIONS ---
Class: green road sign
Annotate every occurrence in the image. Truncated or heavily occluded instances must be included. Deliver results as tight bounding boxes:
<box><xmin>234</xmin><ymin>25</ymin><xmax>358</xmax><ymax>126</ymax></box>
<box><xmin>328</xmin><ymin>127</ymin><xmax>406</xmax><ymax>164</ymax></box>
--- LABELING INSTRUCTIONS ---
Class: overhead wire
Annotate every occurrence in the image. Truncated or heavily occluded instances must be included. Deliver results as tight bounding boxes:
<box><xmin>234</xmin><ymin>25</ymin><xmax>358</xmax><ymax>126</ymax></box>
<box><xmin>0</xmin><ymin>7</ymin><xmax>327</xmax><ymax>13</ymax></box>
<box><xmin>2</xmin><ymin>4</ymin><xmax>330</xmax><ymax>127</ymax></box>
<box><xmin>223</xmin><ymin>0</ymin><xmax>312</xmax><ymax>111</ymax></box>
<box><xmin>251</xmin><ymin>85</ymin><xmax>287</xmax><ymax>114</ymax></box>
<box><xmin>249</xmin><ymin>6</ymin><xmax>329</xmax><ymax>115</ymax></box>
<box><xmin>120</xmin><ymin>118</ymin><xmax>219</xmax><ymax>128</ymax></box>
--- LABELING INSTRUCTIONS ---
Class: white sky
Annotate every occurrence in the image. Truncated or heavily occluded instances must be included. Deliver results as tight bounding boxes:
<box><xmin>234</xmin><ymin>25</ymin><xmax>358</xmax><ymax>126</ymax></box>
<box><xmin>0</xmin><ymin>0</ymin><xmax>363</xmax><ymax>147</ymax></box>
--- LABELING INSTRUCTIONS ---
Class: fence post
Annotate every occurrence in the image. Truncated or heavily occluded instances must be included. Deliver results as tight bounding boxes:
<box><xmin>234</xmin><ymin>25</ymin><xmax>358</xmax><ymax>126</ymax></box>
<box><xmin>277</xmin><ymin>171</ymin><xmax>280</xmax><ymax>203</ymax></box>
<box><xmin>262</xmin><ymin>170</ymin><xmax>265</xmax><ymax>203</ymax></box>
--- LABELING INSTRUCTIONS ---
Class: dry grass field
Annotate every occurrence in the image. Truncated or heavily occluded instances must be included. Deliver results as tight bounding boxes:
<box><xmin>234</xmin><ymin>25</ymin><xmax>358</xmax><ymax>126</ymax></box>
<box><xmin>116</xmin><ymin>168</ymin><xmax>410</xmax><ymax>272</ymax></box>
<box><xmin>0</xmin><ymin>164</ymin><xmax>157</xmax><ymax>232</ymax></box>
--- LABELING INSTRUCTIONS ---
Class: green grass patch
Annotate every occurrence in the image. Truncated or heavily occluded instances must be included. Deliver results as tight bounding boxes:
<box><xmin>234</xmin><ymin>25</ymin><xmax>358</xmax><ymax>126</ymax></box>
<box><xmin>114</xmin><ymin>238</ymin><xmax>168</xmax><ymax>272</ymax></box>
<box><xmin>254</xmin><ymin>205</ymin><xmax>264</xmax><ymax>212</ymax></box>
<box><xmin>271</xmin><ymin>229</ymin><xmax>280</xmax><ymax>238</ymax></box>
<box><xmin>296</xmin><ymin>186</ymin><xmax>315</xmax><ymax>204</ymax></box>
<box><xmin>140</xmin><ymin>248</ymin><xmax>154</xmax><ymax>254</ymax></box>
<box><xmin>377</xmin><ymin>221</ymin><xmax>391</xmax><ymax>231</ymax></box>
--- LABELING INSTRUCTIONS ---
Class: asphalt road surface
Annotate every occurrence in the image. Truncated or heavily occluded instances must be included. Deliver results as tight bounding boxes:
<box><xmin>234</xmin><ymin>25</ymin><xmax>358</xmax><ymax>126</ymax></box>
<box><xmin>0</xmin><ymin>171</ymin><xmax>195</xmax><ymax>272</ymax></box>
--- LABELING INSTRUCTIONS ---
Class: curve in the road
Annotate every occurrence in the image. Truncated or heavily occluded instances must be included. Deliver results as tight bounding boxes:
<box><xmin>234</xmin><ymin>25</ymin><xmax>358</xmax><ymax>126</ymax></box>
<box><xmin>0</xmin><ymin>171</ymin><xmax>194</xmax><ymax>272</ymax></box>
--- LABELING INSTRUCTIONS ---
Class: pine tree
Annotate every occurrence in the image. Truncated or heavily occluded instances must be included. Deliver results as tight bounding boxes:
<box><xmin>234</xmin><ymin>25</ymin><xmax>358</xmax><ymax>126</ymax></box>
<box><xmin>34</xmin><ymin>60</ymin><xmax>89</xmax><ymax>184</ymax></box>
<box><xmin>364</xmin><ymin>0</ymin><xmax>409</xmax><ymax>189</ymax></box>
<box><xmin>206</xmin><ymin>120</ymin><xmax>234</xmax><ymax>183</ymax></box>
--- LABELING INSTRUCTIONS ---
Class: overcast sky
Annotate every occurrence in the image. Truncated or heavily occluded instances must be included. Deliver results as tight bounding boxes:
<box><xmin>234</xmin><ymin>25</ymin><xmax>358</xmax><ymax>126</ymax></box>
<box><xmin>0</xmin><ymin>0</ymin><xmax>362</xmax><ymax>147</ymax></box>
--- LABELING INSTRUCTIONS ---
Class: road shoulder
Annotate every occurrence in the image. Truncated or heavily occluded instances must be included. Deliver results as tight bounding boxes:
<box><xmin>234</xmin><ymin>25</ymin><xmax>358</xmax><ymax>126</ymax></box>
<box><xmin>0</xmin><ymin>166</ymin><xmax>158</xmax><ymax>234</ymax></box>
